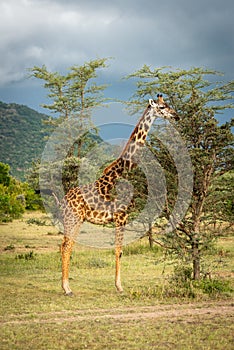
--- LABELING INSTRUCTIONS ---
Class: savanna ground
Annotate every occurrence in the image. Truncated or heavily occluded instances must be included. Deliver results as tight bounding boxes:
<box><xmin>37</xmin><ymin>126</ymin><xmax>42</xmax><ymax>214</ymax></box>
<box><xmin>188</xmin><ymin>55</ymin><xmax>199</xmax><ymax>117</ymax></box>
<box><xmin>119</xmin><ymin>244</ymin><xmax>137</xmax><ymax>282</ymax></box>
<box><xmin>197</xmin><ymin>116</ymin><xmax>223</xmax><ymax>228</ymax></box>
<box><xmin>0</xmin><ymin>211</ymin><xmax>233</xmax><ymax>349</ymax></box>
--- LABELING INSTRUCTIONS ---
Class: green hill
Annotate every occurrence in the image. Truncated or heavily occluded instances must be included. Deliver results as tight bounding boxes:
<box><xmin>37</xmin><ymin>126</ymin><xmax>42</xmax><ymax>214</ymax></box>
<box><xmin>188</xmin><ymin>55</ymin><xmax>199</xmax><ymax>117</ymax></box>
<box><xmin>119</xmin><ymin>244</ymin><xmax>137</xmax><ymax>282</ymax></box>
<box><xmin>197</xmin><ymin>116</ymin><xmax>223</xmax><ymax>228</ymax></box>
<box><xmin>0</xmin><ymin>101</ymin><xmax>104</xmax><ymax>181</ymax></box>
<box><xmin>0</xmin><ymin>101</ymin><xmax>52</xmax><ymax>180</ymax></box>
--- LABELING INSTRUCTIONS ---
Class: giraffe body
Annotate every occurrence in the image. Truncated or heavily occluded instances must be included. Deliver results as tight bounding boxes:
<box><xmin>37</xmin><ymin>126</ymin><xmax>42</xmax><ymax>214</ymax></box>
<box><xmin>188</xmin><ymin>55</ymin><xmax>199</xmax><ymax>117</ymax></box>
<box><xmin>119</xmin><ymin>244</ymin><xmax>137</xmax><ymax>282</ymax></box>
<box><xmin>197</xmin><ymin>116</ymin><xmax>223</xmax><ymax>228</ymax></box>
<box><xmin>60</xmin><ymin>96</ymin><xmax>178</xmax><ymax>295</ymax></box>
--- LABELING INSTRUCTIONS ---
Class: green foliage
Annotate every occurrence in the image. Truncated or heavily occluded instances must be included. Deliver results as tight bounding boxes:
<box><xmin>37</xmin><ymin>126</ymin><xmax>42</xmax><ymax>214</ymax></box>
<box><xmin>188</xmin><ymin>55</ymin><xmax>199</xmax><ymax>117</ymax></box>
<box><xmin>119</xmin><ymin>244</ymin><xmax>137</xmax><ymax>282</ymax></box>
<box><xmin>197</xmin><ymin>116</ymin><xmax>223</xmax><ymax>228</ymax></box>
<box><xmin>26</xmin><ymin>132</ymin><xmax>103</xmax><ymax>195</ymax></box>
<box><xmin>165</xmin><ymin>264</ymin><xmax>233</xmax><ymax>298</ymax></box>
<box><xmin>29</xmin><ymin>58</ymin><xmax>110</xmax><ymax>194</ymax></box>
<box><xmin>205</xmin><ymin>170</ymin><xmax>234</xmax><ymax>225</ymax></box>
<box><xmin>195</xmin><ymin>279</ymin><xmax>233</xmax><ymax>295</ymax></box>
<box><xmin>126</xmin><ymin>66</ymin><xmax>233</xmax><ymax>114</ymax></box>
<box><xmin>0</xmin><ymin>163</ymin><xmax>26</xmax><ymax>222</ymax></box>
<box><xmin>29</xmin><ymin>58</ymin><xmax>110</xmax><ymax>118</ymax></box>
<box><xmin>24</xmin><ymin>187</ymin><xmax>44</xmax><ymax>210</ymax></box>
<box><xmin>29</xmin><ymin>59</ymin><xmax>109</xmax><ymax>158</ymax></box>
<box><xmin>0</xmin><ymin>188</ymin><xmax>24</xmax><ymax>222</ymax></box>
<box><xmin>0</xmin><ymin>162</ymin><xmax>44</xmax><ymax>222</ymax></box>
<box><xmin>0</xmin><ymin>162</ymin><xmax>11</xmax><ymax>186</ymax></box>
<box><xmin>163</xmin><ymin>264</ymin><xmax>195</xmax><ymax>298</ymax></box>
<box><xmin>126</xmin><ymin>66</ymin><xmax>234</xmax><ymax>280</ymax></box>
<box><xmin>25</xmin><ymin>160</ymin><xmax>41</xmax><ymax>191</ymax></box>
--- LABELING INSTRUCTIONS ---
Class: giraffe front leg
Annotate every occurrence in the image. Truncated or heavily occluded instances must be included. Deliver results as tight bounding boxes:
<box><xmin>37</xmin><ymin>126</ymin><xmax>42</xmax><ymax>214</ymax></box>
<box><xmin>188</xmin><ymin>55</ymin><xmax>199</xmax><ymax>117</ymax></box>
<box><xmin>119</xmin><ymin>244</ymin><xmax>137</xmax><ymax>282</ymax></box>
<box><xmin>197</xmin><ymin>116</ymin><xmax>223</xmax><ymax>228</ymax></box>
<box><xmin>115</xmin><ymin>221</ymin><xmax>125</xmax><ymax>293</ymax></box>
<box><xmin>61</xmin><ymin>236</ymin><xmax>74</xmax><ymax>296</ymax></box>
<box><xmin>115</xmin><ymin>245</ymin><xmax>123</xmax><ymax>292</ymax></box>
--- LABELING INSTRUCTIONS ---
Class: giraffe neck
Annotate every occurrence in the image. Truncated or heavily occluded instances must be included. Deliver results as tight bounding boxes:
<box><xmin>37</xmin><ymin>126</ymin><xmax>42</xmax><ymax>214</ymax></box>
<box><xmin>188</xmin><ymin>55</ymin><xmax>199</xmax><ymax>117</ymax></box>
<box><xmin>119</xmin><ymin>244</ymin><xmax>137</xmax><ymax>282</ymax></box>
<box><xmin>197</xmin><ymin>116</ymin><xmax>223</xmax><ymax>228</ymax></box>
<box><xmin>102</xmin><ymin>104</ymin><xmax>155</xmax><ymax>177</ymax></box>
<box><xmin>119</xmin><ymin>104</ymin><xmax>155</xmax><ymax>165</ymax></box>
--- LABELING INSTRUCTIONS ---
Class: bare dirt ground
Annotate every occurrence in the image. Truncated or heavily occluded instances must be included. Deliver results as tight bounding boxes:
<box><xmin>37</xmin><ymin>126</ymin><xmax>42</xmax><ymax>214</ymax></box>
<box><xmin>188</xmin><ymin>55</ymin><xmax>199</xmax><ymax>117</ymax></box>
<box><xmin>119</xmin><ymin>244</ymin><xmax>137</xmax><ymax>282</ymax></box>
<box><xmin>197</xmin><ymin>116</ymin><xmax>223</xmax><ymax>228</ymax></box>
<box><xmin>2</xmin><ymin>300</ymin><xmax>233</xmax><ymax>325</ymax></box>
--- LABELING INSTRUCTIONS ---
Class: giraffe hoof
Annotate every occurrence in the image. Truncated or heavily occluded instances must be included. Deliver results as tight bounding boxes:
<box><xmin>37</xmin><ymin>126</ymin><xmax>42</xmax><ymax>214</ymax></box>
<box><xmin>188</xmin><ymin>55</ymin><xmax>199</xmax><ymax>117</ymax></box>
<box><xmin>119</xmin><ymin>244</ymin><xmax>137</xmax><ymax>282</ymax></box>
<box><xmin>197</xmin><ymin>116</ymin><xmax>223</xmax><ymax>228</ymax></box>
<box><xmin>64</xmin><ymin>291</ymin><xmax>73</xmax><ymax>297</ymax></box>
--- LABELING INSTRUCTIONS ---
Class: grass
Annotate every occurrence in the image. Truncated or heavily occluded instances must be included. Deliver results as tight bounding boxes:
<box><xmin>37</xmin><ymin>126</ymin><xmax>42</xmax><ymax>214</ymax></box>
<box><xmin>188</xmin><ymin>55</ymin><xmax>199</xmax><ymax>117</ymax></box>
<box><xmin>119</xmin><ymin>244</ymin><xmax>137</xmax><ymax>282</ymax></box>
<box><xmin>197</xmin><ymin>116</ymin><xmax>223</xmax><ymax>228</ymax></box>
<box><xmin>2</xmin><ymin>313</ymin><xmax>233</xmax><ymax>350</ymax></box>
<box><xmin>0</xmin><ymin>211</ymin><xmax>233</xmax><ymax>349</ymax></box>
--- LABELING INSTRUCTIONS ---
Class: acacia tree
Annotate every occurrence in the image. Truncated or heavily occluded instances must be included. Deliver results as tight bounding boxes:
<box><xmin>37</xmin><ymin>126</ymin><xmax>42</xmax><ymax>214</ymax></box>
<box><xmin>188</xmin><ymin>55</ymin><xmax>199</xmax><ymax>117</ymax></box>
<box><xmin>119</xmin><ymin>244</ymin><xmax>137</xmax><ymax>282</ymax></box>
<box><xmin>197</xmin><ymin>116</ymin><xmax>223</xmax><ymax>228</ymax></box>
<box><xmin>29</xmin><ymin>58</ymin><xmax>110</xmax><ymax>192</ymax></box>
<box><xmin>126</xmin><ymin>66</ymin><xmax>234</xmax><ymax>280</ymax></box>
<box><xmin>29</xmin><ymin>58</ymin><xmax>109</xmax><ymax>153</ymax></box>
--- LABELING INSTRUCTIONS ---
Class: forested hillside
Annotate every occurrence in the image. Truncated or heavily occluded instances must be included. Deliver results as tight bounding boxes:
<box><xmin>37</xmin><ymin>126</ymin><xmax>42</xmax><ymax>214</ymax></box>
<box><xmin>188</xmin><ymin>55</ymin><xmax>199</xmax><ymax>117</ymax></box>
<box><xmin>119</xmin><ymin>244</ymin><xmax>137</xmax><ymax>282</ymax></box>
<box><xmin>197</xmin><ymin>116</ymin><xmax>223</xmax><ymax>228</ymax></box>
<box><xmin>0</xmin><ymin>101</ymin><xmax>51</xmax><ymax>180</ymax></box>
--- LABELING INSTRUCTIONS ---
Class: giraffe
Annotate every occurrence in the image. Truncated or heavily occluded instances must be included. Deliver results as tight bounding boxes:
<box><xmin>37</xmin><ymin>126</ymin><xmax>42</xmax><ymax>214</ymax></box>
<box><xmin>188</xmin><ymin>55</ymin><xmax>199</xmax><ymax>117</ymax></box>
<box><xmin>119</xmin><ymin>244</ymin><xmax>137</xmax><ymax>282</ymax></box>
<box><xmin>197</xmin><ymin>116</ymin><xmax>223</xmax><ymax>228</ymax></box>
<box><xmin>60</xmin><ymin>95</ymin><xmax>178</xmax><ymax>295</ymax></box>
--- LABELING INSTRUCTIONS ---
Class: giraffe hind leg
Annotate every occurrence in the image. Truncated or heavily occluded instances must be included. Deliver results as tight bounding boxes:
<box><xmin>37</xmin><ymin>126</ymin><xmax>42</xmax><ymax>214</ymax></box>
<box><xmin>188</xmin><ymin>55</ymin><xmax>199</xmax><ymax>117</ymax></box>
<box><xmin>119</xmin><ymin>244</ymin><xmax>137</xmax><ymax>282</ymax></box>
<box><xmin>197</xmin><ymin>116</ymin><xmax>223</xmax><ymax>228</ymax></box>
<box><xmin>61</xmin><ymin>236</ymin><xmax>75</xmax><ymax>296</ymax></box>
<box><xmin>61</xmin><ymin>219</ymin><xmax>81</xmax><ymax>296</ymax></box>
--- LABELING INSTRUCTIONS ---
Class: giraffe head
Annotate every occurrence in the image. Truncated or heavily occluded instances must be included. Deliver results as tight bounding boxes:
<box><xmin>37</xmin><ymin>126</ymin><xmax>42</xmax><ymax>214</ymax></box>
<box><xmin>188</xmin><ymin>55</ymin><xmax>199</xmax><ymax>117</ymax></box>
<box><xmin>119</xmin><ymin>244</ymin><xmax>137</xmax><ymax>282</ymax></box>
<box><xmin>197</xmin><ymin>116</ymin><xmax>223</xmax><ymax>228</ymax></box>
<box><xmin>149</xmin><ymin>94</ymin><xmax>179</xmax><ymax>121</ymax></box>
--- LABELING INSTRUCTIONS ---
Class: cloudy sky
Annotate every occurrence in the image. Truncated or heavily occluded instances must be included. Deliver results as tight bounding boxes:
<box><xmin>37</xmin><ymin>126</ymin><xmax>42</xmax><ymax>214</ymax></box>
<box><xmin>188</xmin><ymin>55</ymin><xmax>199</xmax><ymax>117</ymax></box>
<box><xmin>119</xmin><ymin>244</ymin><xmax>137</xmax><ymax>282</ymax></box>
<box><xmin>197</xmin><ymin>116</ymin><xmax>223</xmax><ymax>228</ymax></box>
<box><xmin>0</xmin><ymin>0</ymin><xmax>233</xmax><ymax>115</ymax></box>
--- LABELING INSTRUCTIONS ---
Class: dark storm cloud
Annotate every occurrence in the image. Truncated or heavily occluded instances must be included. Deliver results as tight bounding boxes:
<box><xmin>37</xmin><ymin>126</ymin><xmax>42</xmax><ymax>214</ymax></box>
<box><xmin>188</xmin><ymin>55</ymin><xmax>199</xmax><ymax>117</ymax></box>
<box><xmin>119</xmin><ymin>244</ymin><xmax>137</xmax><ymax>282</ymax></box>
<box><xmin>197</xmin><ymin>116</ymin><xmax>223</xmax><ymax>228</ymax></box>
<box><xmin>0</xmin><ymin>0</ymin><xmax>233</xmax><ymax>107</ymax></box>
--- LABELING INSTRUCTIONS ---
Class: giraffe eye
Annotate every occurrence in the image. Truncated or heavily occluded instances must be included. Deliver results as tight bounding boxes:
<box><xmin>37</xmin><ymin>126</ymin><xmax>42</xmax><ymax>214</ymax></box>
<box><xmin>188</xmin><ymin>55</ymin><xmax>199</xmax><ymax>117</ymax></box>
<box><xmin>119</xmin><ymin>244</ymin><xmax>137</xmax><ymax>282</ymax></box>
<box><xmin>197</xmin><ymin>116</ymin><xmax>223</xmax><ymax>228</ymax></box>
<box><xmin>159</xmin><ymin>106</ymin><xmax>165</xmax><ymax>110</ymax></box>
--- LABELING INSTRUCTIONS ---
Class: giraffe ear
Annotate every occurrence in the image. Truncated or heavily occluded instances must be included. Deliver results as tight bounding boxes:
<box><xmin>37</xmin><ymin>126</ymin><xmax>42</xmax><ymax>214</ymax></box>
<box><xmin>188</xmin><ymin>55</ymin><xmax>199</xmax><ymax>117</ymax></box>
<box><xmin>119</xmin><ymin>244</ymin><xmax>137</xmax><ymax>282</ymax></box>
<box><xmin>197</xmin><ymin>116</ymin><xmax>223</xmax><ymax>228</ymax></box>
<box><xmin>149</xmin><ymin>99</ymin><xmax>155</xmax><ymax>106</ymax></box>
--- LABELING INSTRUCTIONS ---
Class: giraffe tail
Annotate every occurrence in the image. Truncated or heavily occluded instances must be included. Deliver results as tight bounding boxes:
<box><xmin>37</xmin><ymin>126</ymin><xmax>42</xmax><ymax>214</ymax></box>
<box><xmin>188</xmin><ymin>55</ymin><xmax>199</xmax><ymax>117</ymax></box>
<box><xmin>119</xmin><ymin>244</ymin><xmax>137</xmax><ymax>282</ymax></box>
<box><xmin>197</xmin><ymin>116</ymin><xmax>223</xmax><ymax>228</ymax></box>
<box><xmin>52</xmin><ymin>192</ymin><xmax>61</xmax><ymax>206</ymax></box>
<box><xmin>35</xmin><ymin>189</ymin><xmax>61</xmax><ymax>207</ymax></box>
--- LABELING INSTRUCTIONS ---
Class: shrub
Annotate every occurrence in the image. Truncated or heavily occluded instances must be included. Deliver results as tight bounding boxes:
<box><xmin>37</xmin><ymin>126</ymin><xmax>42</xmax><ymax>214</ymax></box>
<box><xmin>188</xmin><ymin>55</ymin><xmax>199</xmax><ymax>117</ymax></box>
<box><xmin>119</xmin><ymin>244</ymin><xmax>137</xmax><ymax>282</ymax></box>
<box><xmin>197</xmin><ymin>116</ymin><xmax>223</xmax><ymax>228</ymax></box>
<box><xmin>15</xmin><ymin>251</ymin><xmax>36</xmax><ymax>261</ymax></box>
<box><xmin>195</xmin><ymin>278</ymin><xmax>233</xmax><ymax>296</ymax></box>
<box><xmin>0</xmin><ymin>184</ymin><xmax>25</xmax><ymax>222</ymax></box>
<box><xmin>4</xmin><ymin>244</ymin><xmax>15</xmax><ymax>251</ymax></box>
<box><xmin>24</xmin><ymin>188</ymin><xmax>44</xmax><ymax>210</ymax></box>
<box><xmin>26</xmin><ymin>218</ymin><xmax>47</xmax><ymax>226</ymax></box>
<box><xmin>165</xmin><ymin>264</ymin><xmax>233</xmax><ymax>299</ymax></box>
<box><xmin>0</xmin><ymin>163</ymin><xmax>26</xmax><ymax>222</ymax></box>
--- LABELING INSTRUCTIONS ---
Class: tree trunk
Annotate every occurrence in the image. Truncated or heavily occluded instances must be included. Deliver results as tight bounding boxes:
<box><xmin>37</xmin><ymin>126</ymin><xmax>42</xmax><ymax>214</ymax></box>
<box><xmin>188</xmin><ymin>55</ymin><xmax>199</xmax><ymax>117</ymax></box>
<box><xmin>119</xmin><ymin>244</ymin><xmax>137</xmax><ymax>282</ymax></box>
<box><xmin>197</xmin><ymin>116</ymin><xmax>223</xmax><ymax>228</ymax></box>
<box><xmin>192</xmin><ymin>239</ymin><xmax>200</xmax><ymax>280</ymax></box>
<box><xmin>148</xmin><ymin>222</ymin><xmax>154</xmax><ymax>248</ymax></box>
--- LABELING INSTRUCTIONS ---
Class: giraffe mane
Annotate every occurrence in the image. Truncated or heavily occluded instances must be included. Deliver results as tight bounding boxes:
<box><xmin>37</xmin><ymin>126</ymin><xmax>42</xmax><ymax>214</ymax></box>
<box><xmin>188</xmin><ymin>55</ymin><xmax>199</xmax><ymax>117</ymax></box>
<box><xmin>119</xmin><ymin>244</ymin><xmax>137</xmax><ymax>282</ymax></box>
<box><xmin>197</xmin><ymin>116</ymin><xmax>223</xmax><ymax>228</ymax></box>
<box><xmin>118</xmin><ymin>104</ymin><xmax>151</xmax><ymax>158</ymax></box>
<box><xmin>103</xmin><ymin>158</ymin><xmax>121</xmax><ymax>174</ymax></box>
